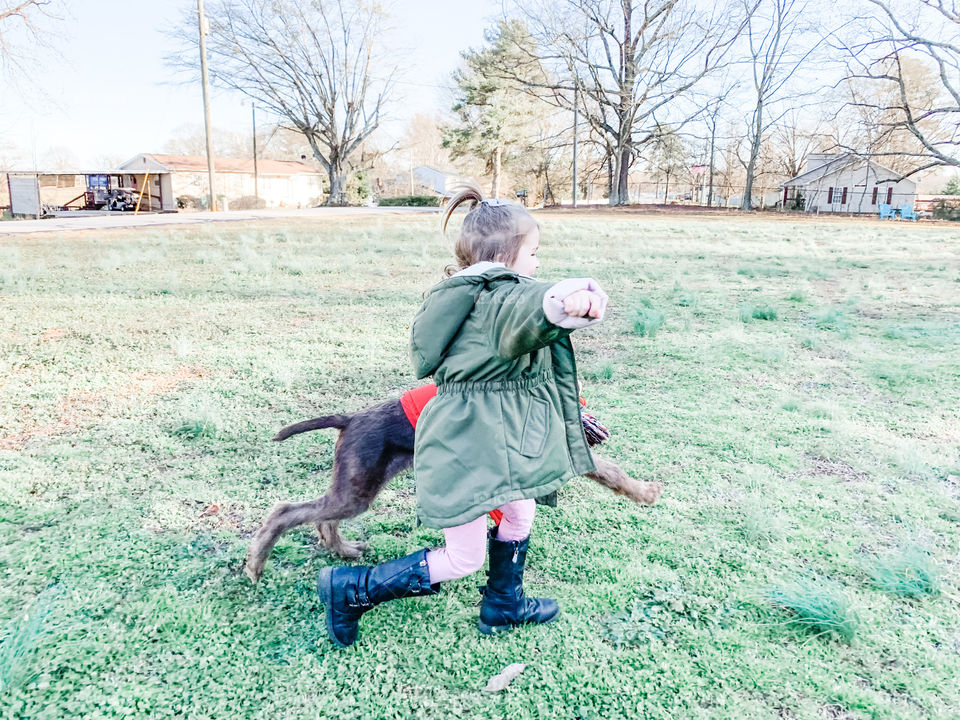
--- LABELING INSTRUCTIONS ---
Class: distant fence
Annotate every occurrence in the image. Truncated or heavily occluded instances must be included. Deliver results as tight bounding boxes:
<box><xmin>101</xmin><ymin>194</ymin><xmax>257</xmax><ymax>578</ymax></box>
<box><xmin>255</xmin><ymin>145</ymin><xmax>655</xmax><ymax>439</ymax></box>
<box><xmin>546</xmin><ymin>181</ymin><xmax>919</xmax><ymax>214</ymax></box>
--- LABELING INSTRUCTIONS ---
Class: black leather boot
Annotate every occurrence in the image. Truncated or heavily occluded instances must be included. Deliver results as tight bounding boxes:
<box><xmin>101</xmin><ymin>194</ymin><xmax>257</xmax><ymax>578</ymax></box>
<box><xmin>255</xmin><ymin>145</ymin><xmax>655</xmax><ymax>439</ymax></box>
<box><xmin>317</xmin><ymin>547</ymin><xmax>440</xmax><ymax>648</ymax></box>
<box><xmin>477</xmin><ymin>526</ymin><xmax>560</xmax><ymax>635</ymax></box>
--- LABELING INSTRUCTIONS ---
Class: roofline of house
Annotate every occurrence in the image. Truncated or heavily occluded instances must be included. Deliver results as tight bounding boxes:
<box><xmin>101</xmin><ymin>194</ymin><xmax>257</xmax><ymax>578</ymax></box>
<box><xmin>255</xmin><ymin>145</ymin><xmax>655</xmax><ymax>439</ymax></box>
<box><xmin>115</xmin><ymin>153</ymin><xmax>323</xmax><ymax>176</ymax></box>
<box><xmin>780</xmin><ymin>154</ymin><xmax>909</xmax><ymax>188</ymax></box>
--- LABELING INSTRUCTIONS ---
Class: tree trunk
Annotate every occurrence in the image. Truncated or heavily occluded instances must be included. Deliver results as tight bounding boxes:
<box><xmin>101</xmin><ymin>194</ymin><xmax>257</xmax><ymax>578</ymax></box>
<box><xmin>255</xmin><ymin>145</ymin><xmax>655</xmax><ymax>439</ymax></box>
<box><xmin>491</xmin><ymin>146</ymin><xmax>502</xmax><ymax>198</ymax></box>
<box><xmin>741</xmin><ymin>101</ymin><xmax>764</xmax><ymax>211</ymax></box>
<box><xmin>326</xmin><ymin>167</ymin><xmax>348</xmax><ymax>206</ymax></box>
<box><xmin>608</xmin><ymin>153</ymin><xmax>615</xmax><ymax>205</ymax></box>
<box><xmin>664</xmin><ymin>173</ymin><xmax>670</xmax><ymax>203</ymax></box>
<box><xmin>707</xmin><ymin>117</ymin><xmax>717</xmax><ymax>208</ymax></box>
<box><xmin>616</xmin><ymin>146</ymin><xmax>631</xmax><ymax>205</ymax></box>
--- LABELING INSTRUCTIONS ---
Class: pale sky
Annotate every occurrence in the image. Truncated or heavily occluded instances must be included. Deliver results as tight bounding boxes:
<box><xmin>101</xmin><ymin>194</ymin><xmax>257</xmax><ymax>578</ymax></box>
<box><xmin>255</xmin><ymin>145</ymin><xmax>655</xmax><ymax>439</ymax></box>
<box><xmin>0</xmin><ymin>0</ymin><xmax>502</xmax><ymax>170</ymax></box>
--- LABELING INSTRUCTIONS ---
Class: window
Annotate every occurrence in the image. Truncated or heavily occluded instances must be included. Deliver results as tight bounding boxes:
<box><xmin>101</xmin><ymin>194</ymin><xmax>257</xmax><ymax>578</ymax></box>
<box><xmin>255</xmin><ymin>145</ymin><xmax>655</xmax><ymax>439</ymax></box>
<box><xmin>872</xmin><ymin>187</ymin><xmax>878</xmax><ymax>205</ymax></box>
<box><xmin>827</xmin><ymin>187</ymin><xmax>833</xmax><ymax>203</ymax></box>
<box><xmin>886</xmin><ymin>187</ymin><xmax>893</xmax><ymax>204</ymax></box>
<box><xmin>841</xmin><ymin>187</ymin><xmax>848</xmax><ymax>204</ymax></box>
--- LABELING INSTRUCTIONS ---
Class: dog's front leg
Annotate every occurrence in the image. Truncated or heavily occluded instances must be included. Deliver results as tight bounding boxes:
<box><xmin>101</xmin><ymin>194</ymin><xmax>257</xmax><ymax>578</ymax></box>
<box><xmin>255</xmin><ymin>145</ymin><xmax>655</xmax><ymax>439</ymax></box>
<box><xmin>317</xmin><ymin>520</ymin><xmax>368</xmax><ymax>559</ymax></box>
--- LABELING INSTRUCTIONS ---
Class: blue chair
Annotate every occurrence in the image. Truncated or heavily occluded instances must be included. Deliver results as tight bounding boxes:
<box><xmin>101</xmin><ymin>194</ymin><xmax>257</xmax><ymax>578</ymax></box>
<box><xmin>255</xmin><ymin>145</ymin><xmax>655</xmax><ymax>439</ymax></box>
<box><xmin>899</xmin><ymin>204</ymin><xmax>918</xmax><ymax>221</ymax></box>
<box><xmin>878</xmin><ymin>203</ymin><xmax>896</xmax><ymax>219</ymax></box>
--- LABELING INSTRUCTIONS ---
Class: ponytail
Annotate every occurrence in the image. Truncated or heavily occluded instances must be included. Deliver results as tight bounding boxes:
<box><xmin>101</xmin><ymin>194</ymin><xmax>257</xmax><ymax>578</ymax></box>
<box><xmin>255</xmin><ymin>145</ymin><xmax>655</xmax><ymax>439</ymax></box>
<box><xmin>441</xmin><ymin>181</ymin><xmax>485</xmax><ymax>235</ymax></box>
<box><xmin>440</xmin><ymin>181</ymin><xmax>538</xmax><ymax>275</ymax></box>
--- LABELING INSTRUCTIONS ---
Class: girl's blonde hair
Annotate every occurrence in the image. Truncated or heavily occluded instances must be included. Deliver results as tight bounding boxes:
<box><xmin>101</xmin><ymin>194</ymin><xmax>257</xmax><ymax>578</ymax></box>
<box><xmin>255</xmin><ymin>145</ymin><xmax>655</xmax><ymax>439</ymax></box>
<box><xmin>441</xmin><ymin>181</ymin><xmax>538</xmax><ymax>275</ymax></box>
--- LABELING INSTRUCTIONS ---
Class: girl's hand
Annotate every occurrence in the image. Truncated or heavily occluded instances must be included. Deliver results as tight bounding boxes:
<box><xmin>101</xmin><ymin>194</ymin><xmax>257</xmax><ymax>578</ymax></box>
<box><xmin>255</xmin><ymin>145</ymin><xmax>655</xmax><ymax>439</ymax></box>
<box><xmin>563</xmin><ymin>289</ymin><xmax>604</xmax><ymax>319</ymax></box>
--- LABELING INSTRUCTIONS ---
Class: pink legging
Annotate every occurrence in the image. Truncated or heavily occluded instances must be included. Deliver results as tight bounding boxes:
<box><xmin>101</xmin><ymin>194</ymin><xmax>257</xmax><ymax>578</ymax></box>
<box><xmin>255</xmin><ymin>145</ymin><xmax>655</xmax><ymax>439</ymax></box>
<box><xmin>425</xmin><ymin>498</ymin><xmax>536</xmax><ymax>584</ymax></box>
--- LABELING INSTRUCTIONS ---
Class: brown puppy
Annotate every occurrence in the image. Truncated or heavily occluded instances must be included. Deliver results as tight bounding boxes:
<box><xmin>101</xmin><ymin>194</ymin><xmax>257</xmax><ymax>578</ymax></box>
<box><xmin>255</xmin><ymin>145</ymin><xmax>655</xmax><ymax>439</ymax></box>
<box><xmin>244</xmin><ymin>396</ymin><xmax>662</xmax><ymax>582</ymax></box>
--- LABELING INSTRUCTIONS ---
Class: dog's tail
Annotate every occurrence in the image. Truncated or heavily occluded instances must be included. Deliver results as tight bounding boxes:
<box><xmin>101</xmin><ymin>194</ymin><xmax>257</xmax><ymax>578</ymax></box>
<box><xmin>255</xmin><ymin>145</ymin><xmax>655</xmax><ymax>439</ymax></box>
<box><xmin>273</xmin><ymin>414</ymin><xmax>351</xmax><ymax>442</ymax></box>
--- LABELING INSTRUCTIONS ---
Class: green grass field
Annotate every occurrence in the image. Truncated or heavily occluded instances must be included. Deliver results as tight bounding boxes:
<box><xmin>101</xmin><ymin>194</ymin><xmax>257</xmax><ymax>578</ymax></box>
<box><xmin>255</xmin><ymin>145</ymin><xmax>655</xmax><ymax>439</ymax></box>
<box><xmin>1</xmin><ymin>212</ymin><xmax>959</xmax><ymax>719</ymax></box>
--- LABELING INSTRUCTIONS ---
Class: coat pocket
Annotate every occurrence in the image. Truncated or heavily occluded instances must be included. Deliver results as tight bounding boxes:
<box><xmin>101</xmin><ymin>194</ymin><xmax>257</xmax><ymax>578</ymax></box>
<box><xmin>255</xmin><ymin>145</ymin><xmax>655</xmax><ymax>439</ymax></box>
<box><xmin>519</xmin><ymin>398</ymin><xmax>549</xmax><ymax>458</ymax></box>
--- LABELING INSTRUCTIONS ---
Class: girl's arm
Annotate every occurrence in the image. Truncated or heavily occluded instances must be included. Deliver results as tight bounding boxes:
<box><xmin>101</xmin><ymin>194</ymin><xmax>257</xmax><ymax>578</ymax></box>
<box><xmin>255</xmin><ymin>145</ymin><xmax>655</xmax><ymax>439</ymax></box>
<box><xmin>491</xmin><ymin>278</ymin><xmax>607</xmax><ymax>359</ymax></box>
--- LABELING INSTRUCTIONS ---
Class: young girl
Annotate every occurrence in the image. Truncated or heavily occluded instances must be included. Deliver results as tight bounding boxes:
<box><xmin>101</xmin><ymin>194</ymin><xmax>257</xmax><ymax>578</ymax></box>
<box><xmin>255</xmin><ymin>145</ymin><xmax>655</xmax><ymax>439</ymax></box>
<box><xmin>318</xmin><ymin>182</ymin><xmax>608</xmax><ymax>648</ymax></box>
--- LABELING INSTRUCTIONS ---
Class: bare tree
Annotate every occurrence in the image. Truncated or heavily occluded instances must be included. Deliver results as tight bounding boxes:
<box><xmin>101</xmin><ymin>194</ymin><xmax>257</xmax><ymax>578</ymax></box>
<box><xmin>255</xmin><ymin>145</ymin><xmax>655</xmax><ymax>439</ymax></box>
<box><xmin>737</xmin><ymin>0</ymin><xmax>829</xmax><ymax>210</ymax></box>
<box><xmin>837</xmin><ymin>0</ymin><xmax>960</xmax><ymax>173</ymax></box>
<box><xmin>0</xmin><ymin>0</ymin><xmax>56</xmax><ymax>78</ymax></box>
<box><xmin>769</xmin><ymin>110</ymin><xmax>831</xmax><ymax>178</ymax></box>
<box><xmin>169</xmin><ymin>0</ymin><xmax>393</xmax><ymax>205</ymax></box>
<box><xmin>500</xmin><ymin>0</ymin><xmax>750</xmax><ymax>205</ymax></box>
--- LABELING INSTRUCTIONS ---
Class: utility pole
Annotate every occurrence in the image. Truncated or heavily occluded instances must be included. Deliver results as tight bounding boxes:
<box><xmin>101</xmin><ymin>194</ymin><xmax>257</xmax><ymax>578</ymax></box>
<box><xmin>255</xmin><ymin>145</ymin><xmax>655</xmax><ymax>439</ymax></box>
<box><xmin>572</xmin><ymin>85</ymin><xmax>578</xmax><ymax>209</ymax></box>
<box><xmin>251</xmin><ymin>102</ymin><xmax>259</xmax><ymax>204</ymax></box>
<box><xmin>707</xmin><ymin>111</ymin><xmax>717</xmax><ymax>208</ymax></box>
<box><xmin>197</xmin><ymin>0</ymin><xmax>216</xmax><ymax>211</ymax></box>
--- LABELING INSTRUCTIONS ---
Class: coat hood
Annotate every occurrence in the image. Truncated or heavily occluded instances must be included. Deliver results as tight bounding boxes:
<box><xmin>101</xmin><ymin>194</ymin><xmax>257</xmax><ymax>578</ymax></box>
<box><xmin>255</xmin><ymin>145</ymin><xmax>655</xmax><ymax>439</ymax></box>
<box><xmin>411</xmin><ymin>262</ymin><xmax>518</xmax><ymax>379</ymax></box>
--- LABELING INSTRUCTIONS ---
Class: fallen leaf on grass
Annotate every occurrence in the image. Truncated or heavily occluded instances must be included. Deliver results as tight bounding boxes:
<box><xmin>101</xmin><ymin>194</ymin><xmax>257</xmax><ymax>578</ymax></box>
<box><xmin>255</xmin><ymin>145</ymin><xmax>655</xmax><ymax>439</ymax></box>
<box><xmin>482</xmin><ymin>663</ymin><xmax>526</xmax><ymax>692</ymax></box>
<box><xmin>199</xmin><ymin>504</ymin><xmax>220</xmax><ymax>518</ymax></box>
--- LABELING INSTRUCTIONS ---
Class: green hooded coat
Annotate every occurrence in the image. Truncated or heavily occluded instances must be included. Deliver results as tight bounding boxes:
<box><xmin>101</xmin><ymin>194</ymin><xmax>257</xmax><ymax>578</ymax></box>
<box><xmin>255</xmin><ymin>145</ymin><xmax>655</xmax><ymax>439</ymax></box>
<box><xmin>410</xmin><ymin>262</ymin><xmax>600</xmax><ymax>528</ymax></box>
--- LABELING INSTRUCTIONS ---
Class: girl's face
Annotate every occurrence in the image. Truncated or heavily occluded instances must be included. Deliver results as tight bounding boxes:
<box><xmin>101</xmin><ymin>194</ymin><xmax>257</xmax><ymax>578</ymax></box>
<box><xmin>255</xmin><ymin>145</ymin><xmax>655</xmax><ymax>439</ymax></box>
<box><xmin>507</xmin><ymin>226</ymin><xmax>540</xmax><ymax>277</ymax></box>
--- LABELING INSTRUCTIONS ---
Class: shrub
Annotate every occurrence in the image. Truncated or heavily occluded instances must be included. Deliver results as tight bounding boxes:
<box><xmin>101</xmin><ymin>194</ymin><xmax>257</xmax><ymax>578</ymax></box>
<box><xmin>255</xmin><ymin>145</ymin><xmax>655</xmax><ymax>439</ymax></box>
<box><xmin>378</xmin><ymin>195</ymin><xmax>441</xmax><ymax>207</ymax></box>
<box><xmin>230</xmin><ymin>195</ymin><xmax>268</xmax><ymax>210</ymax></box>
<box><xmin>633</xmin><ymin>307</ymin><xmax>665</xmax><ymax>337</ymax></box>
<box><xmin>932</xmin><ymin>198</ymin><xmax>960</xmax><ymax>220</ymax></box>
<box><xmin>176</xmin><ymin>195</ymin><xmax>201</xmax><ymax>210</ymax></box>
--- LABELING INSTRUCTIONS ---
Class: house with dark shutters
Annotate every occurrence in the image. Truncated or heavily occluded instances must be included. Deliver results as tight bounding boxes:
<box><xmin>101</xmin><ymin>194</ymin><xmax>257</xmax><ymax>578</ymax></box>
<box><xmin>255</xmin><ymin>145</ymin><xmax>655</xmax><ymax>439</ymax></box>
<box><xmin>780</xmin><ymin>153</ymin><xmax>917</xmax><ymax>214</ymax></box>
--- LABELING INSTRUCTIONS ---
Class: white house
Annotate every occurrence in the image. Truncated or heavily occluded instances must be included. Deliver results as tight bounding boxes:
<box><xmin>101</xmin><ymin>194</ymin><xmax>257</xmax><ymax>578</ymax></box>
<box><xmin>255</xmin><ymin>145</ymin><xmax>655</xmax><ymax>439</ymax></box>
<box><xmin>389</xmin><ymin>165</ymin><xmax>468</xmax><ymax>197</ymax></box>
<box><xmin>117</xmin><ymin>153</ymin><xmax>326</xmax><ymax>211</ymax></box>
<box><xmin>780</xmin><ymin>153</ymin><xmax>916</xmax><ymax>214</ymax></box>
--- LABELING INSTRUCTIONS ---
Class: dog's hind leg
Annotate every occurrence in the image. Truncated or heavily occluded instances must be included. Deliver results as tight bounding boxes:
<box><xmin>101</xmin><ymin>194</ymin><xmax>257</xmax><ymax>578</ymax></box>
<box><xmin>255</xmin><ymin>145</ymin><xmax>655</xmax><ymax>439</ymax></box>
<box><xmin>585</xmin><ymin>455</ymin><xmax>663</xmax><ymax>506</ymax></box>
<box><xmin>245</xmin><ymin>492</ymin><xmax>373</xmax><ymax>583</ymax></box>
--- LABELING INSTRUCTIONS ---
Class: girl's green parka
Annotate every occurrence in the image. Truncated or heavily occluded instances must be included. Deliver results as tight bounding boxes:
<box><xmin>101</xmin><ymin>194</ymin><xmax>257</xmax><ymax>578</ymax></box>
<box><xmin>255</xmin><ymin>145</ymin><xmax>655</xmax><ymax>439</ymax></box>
<box><xmin>410</xmin><ymin>262</ymin><xmax>603</xmax><ymax>528</ymax></box>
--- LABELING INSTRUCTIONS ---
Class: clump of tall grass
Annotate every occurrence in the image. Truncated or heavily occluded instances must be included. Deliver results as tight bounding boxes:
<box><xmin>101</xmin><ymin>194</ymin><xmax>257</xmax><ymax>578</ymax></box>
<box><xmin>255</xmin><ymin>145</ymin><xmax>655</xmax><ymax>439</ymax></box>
<box><xmin>737</xmin><ymin>266</ymin><xmax>789</xmax><ymax>278</ymax></box>
<box><xmin>739</xmin><ymin>304</ymin><xmax>778</xmax><ymax>322</ymax></box>
<box><xmin>173</xmin><ymin>399</ymin><xmax>222</xmax><ymax>439</ymax></box>
<box><xmin>868</xmin><ymin>546</ymin><xmax>940</xmax><ymax>598</ymax></box>
<box><xmin>812</xmin><ymin>307</ymin><xmax>854</xmax><ymax>337</ymax></box>
<box><xmin>741</xmin><ymin>503</ymin><xmax>786</xmax><ymax>546</ymax></box>
<box><xmin>174</xmin><ymin>418</ymin><xmax>218</xmax><ymax>439</ymax></box>
<box><xmin>583</xmin><ymin>362</ymin><xmax>615</xmax><ymax>381</ymax></box>
<box><xmin>766</xmin><ymin>578</ymin><xmax>858</xmax><ymax>642</ymax></box>
<box><xmin>633</xmin><ymin>307</ymin><xmax>665</xmax><ymax>337</ymax></box>
<box><xmin>671</xmin><ymin>283</ymin><xmax>699</xmax><ymax>308</ymax></box>
<box><xmin>0</xmin><ymin>584</ymin><xmax>62</xmax><ymax>693</ymax></box>
<box><xmin>787</xmin><ymin>288</ymin><xmax>807</xmax><ymax>302</ymax></box>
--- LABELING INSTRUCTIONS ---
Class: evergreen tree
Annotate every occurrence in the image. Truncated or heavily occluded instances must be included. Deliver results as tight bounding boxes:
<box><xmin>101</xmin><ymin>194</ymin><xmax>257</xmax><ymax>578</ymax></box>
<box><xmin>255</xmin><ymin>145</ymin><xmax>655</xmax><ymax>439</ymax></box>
<box><xmin>648</xmin><ymin>127</ymin><xmax>689</xmax><ymax>202</ymax></box>
<box><xmin>442</xmin><ymin>20</ymin><xmax>549</xmax><ymax>198</ymax></box>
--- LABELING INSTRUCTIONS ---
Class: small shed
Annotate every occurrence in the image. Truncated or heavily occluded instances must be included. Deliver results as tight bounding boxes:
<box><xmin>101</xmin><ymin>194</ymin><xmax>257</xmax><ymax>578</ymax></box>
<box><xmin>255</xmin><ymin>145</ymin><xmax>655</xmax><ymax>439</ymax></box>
<box><xmin>780</xmin><ymin>153</ymin><xmax>916</xmax><ymax>214</ymax></box>
<box><xmin>117</xmin><ymin>154</ymin><xmax>326</xmax><ymax>210</ymax></box>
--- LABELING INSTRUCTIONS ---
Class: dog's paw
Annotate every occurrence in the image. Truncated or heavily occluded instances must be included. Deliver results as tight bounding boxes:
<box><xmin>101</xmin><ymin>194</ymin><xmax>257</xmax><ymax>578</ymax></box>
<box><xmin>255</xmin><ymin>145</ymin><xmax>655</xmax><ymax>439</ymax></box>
<box><xmin>335</xmin><ymin>540</ymin><xmax>368</xmax><ymax>560</ymax></box>
<box><xmin>637</xmin><ymin>482</ymin><xmax>664</xmax><ymax>506</ymax></box>
<box><xmin>243</xmin><ymin>563</ymin><xmax>262</xmax><ymax>583</ymax></box>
